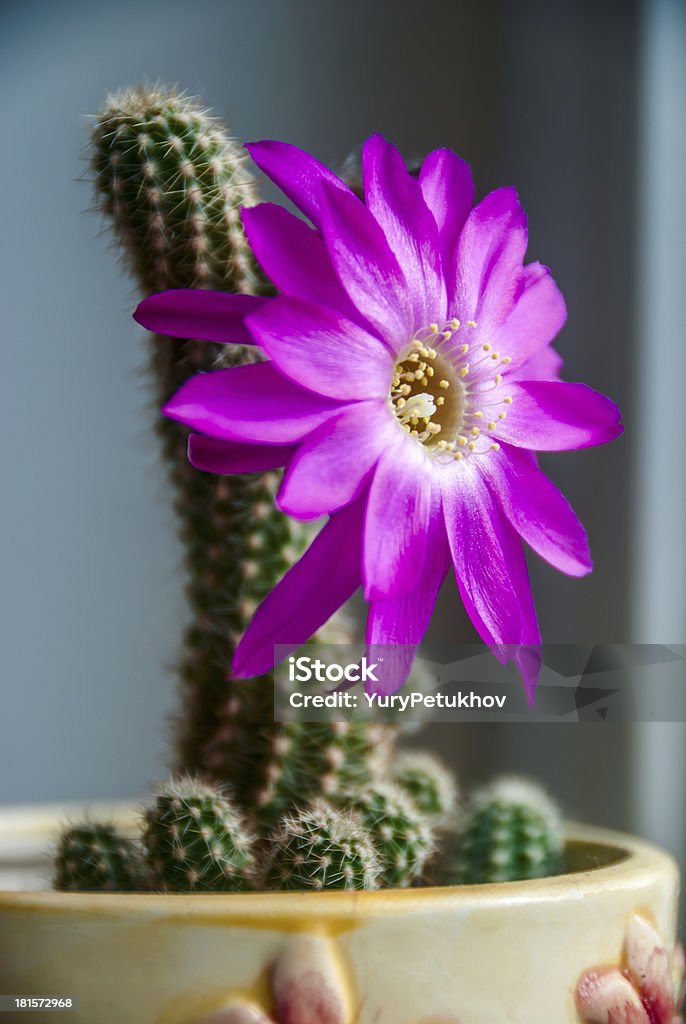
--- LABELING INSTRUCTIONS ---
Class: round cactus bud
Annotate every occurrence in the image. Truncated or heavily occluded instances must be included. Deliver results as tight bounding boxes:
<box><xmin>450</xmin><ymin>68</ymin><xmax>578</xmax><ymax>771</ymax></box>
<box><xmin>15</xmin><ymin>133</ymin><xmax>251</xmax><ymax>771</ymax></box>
<box><xmin>348</xmin><ymin>782</ymin><xmax>436</xmax><ymax>888</ymax></box>
<box><xmin>54</xmin><ymin>823</ymin><xmax>142</xmax><ymax>892</ymax></box>
<box><xmin>452</xmin><ymin>776</ymin><xmax>563</xmax><ymax>884</ymax></box>
<box><xmin>391</xmin><ymin>751</ymin><xmax>458</xmax><ymax>825</ymax></box>
<box><xmin>143</xmin><ymin>778</ymin><xmax>255</xmax><ymax>892</ymax></box>
<box><xmin>264</xmin><ymin>802</ymin><xmax>381</xmax><ymax>891</ymax></box>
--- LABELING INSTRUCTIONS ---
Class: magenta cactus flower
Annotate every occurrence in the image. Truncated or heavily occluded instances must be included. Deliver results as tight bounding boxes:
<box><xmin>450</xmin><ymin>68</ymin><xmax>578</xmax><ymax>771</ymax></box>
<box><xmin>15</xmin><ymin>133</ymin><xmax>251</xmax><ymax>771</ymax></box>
<box><xmin>135</xmin><ymin>134</ymin><xmax>622</xmax><ymax>703</ymax></box>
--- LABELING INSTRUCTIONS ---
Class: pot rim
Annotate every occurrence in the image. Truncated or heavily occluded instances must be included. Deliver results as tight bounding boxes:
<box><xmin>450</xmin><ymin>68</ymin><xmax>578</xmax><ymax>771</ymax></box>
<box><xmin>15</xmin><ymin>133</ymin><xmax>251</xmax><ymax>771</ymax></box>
<box><xmin>0</xmin><ymin>801</ymin><xmax>678</xmax><ymax>919</ymax></box>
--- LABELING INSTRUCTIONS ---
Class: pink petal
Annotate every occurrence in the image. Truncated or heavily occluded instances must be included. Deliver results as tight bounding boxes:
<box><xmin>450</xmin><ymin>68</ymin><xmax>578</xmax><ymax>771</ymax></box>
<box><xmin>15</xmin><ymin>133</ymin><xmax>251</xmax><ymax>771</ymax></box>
<box><xmin>451</xmin><ymin>186</ymin><xmax>528</xmax><ymax>335</ymax></box>
<box><xmin>245</xmin><ymin>140</ymin><xmax>349</xmax><ymax>228</ymax></box>
<box><xmin>366</xmin><ymin>495</ymin><xmax>449</xmax><ymax>696</ymax></box>
<box><xmin>494</xmin><ymin>262</ymin><xmax>566</xmax><ymax>370</ymax></box>
<box><xmin>241</xmin><ymin>203</ymin><xmax>372</xmax><ymax>330</ymax></box>
<box><xmin>510</xmin><ymin>344</ymin><xmax>564</xmax><ymax>382</ymax></box>
<box><xmin>273</xmin><ymin>935</ymin><xmax>346</xmax><ymax>1024</ymax></box>
<box><xmin>419</xmin><ymin>147</ymin><xmax>475</xmax><ymax>272</ymax></box>
<box><xmin>163</xmin><ymin>362</ymin><xmax>341</xmax><ymax>444</ymax></box>
<box><xmin>363</xmin><ymin>438</ymin><xmax>434</xmax><ymax>600</ymax></box>
<box><xmin>482</xmin><ymin>444</ymin><xmax>592</xmax><ymax>577</ymax></box>
<box><xmin>625</xmin><ymin>916</ymin><xmax>675</xmax><ymax>1022</ymax></box>
<box><xmin>319</xmin><ymin>182</ymin><xmax>414</xmax><ymax>351</ymax></box>
<box><xmin>441</xmin><ymin>460</ymin><xmax>541</xmax><ymax>704</ymax></box>
<box><xmin>232</xmin><ymin>499</ymin><xmax>363</xmax><ymax>677</ymax></box>
<box><xmin>246</xmin><ymin>296</ymin><xmax>393</xmax><ymax>401</ymax></box>
<box><xmin>278</xmin><ymin>403</ymin><xmax>393</xmax><ymax>519</ymax></box>
<box><xmin>575</xmin><ymin>966</ymin><xmax>650</xmax><ymax>1024</ymax></box>
<box><xmin>491</xmin><ymin>381</ymin><xmax>624</xmax><ymax>450</ymax></box>
<box><xmin>134</xmin><ymin>290</ymin><xmax>264</xmax><ymax>344</ymax></box>
<box><xmin>362</xmin><ymin>133</ymin><xmax>446</xmax><ymax>327</ymax></box>
<box><xmin>188</xmin><ymin>435</ymin><xmax>295</xmax><ymax>474</ymax></box>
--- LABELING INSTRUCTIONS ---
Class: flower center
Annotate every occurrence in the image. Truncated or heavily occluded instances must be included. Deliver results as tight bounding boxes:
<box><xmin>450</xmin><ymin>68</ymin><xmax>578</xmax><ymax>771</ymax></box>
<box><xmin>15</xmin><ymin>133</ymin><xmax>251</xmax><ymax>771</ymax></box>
<box><xmin>389</xmin><ymin>320</ymin><xmax>510</xmax><ymax>462</ymax></box>
<box><xmin>390</xmin><ymin>324</ymin><xmax>465</xmax><ymax>447</ymax></box>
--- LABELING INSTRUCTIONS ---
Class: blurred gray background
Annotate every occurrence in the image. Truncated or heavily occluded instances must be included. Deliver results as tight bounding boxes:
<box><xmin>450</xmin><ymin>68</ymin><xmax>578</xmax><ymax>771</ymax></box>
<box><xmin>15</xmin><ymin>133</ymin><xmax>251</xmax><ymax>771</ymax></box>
<box><xmin>1</xmin><ymin>0</ymin><xmax>684</xmax><ymax>895</ymax></box>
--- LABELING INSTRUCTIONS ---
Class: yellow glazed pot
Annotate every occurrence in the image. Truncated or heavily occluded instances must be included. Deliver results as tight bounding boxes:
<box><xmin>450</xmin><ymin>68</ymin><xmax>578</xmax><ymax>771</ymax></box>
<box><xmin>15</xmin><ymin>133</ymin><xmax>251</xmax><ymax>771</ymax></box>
<box><xmin>0</xmin><ymin>804</ymin><xmax>680</xmax><ymax>1024</ymax></box>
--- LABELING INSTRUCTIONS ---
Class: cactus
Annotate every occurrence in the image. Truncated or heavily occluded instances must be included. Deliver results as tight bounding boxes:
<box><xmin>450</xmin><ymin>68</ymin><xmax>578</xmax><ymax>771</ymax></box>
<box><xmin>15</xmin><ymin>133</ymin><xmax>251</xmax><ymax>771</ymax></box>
<box><xmin>89</xmin><ymin>84</ymin><xmax>290</xmax><ymax>777</ymax></box>
<box><xmin>142</xmin><ymin>778</ymin><xmax>256</xmax><ymax>892</ymax></box>
<box><xmin>52</xmin><ymin>83</ymin><xmax>559</xmax><ymax>898</ymax></box>
<box><xmin>88</xmin><ymin>83</ymin><xmax>393</xmax><ymax>831</ymax></box>
<box><xmin>391</xmin><ymin>751</ymin><xmax>458</xmax><ymax>826</ymax></box>
<box><xmin>345</xmin><ymin>782</ymin><xmax>435</xmax><ymax>888</ymax></box>
<box><xmin>450</xmin><ymin>777</ymin><xmax>563</xmax><ymax>885</ymax></box>
<box><xmin>54</xmin><ymin>823</ymin><xmax>142</xmax><ymax>892</ymax></box>
<box><xmin>264</xmin><ymin>802</ymin><xmax>381</xmax><ymax>891</ymax></box>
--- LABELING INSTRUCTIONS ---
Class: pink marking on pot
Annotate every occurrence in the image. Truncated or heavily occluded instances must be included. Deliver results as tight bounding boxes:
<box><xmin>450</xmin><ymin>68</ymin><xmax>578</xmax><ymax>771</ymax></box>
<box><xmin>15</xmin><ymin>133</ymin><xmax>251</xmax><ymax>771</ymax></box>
<box><xmin>575</xmin><ymin>915</ymin><xmax>683</xmax><ymax>1024</ymax></box>
<box><xmin>625</xmin><ymin>917</ymin><xmax>676</xmax><ymax>1024</ymax></box>
<box><xmin>272</xmin><ymin>934</ymin><xmax>347</xmax><ymax>1024</ymax></box>
<box><xmin>575</xmin><ymin>965</ymin><xmax>649</xmax><ymax>1024</ymax></box>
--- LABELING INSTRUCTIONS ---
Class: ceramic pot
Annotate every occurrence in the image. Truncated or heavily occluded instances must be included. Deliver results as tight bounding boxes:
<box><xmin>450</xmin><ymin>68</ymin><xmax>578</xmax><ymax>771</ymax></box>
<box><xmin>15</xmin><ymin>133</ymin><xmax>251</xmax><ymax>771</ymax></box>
<box><xmin>0</xmin><ymin>804</ymin><xmax>680</xmax><ymax>1024</ymax></box>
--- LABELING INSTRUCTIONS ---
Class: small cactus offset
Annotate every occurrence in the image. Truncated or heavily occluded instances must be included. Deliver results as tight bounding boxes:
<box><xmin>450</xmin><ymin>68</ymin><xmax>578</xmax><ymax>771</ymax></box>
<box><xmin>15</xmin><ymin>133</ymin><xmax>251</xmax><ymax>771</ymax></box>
<box><xmin>142</xmin><ymin>778</ymin><xmax>256</xmax><ymax>892</ymax></box>
<box><xmin>345</xmin><ymin>782</ymin><xmax>436</xmax><ymax>888</ymax></box>
<box><xmin>450</xmin><ymin>777</ymin><xmax>563</xmax><ymax>885</ymax></box>
<box><xmin>391</xmin><ymin>751</ymin><xmax>458</xmax><ymax>826</ymax></box>
<box><xmin>264</xmin><ymin>802</ymin><xmax>381</xmax><ymax>891</ymax></box>
<box><xmin>54</xmin><ymin>823</ymin><xmax>142</xmax><ymax>893</ymax></box>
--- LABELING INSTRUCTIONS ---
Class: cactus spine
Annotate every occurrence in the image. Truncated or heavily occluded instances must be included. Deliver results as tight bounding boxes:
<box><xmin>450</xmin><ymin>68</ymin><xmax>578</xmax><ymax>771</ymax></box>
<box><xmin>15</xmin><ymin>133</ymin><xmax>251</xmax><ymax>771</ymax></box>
<box><xmin>450</xmin><ymin>777</ymin><xmax>563</xmax><ymax>884</ymax></box>
<box><xmin>54</xmin><ymin>823</ymin><xmax>142</xmax><ymax>892</ymax></box>
<box><xmin>143</xmin><ymin>778</ymin><xmax>255</xmax><ymax>892</ymax></box>
<box><xmin>264</xmin><ymin>802</ymin><xmax>381</xmax><ymax>891</ymax></box>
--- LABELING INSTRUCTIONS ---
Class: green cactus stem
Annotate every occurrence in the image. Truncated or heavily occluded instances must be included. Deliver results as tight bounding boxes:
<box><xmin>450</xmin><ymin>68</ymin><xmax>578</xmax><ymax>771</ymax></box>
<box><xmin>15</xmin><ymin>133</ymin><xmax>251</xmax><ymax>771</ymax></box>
<box><xmin>391</xmin><ymin>750</ymin><xmax>458</xmax><ymax>826</ymax></box>
<box><xmin>87</xmin><ymin>85</ymin><xmax>399</xmax><ymax>841</ymax></box>
<box><xmin>264</xmin><ymin>802</ymin><xmax>381</xmax><ymax>891</ymax></box>
<box><xmin>90</xmin><ymin>85</ymin><xmax>300</xmax><ymax>778</ymax></box>
<box><xmin>346</xmin><ymin>782</ymin><xmax>436</xmax><ymax>888</ymax></box>
<box><xmin>142</xmin><ymin>778</ymin><xmax>256</xmax><ymax>892</ymax></box>
<box><xmin>241</xmin><ymin>720</ymin><xmax>395</xmax><ymax>830</ymax></box>
<box><xmin>54</xmin><ymin>823</ymin><xmax>142</xmax><ymax>892</ymax></box>
<box><xmin>451</xmin><ymin>776</ymin><xmax>563</xmax><ymax>884</ymax></box>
